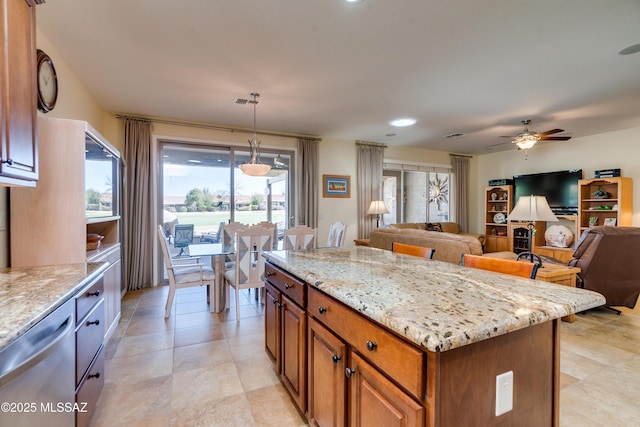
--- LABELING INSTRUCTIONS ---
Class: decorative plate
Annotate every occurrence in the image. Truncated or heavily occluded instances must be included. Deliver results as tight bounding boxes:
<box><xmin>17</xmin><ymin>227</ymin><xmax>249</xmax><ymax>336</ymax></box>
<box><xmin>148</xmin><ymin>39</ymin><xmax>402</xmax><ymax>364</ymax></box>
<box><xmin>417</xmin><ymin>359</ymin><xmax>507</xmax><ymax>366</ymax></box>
<box><xmin>493</xmin><ymin>212</ymin><xmax>507</xmax><ymax>224</ymax></box>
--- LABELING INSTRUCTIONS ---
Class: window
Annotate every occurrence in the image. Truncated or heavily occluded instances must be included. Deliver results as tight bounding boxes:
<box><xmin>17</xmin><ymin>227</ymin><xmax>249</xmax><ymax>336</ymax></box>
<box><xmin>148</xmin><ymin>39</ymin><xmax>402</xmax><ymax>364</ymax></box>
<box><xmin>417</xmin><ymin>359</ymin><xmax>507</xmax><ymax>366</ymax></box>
<box><xmin>382</xmin><ymin>162</ymin><xmax>451</xmax><ymax>225</ymax></box>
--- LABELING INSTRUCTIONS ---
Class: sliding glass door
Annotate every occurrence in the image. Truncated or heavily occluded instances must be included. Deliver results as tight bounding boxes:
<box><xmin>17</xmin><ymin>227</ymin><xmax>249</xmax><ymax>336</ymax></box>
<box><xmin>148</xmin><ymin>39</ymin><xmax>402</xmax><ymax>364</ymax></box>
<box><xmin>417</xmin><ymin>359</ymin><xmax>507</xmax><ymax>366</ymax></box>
<box><xmin>158</xmin><ymin>141</ymin><xmax>293</xmax><ymax>279</ymax></box>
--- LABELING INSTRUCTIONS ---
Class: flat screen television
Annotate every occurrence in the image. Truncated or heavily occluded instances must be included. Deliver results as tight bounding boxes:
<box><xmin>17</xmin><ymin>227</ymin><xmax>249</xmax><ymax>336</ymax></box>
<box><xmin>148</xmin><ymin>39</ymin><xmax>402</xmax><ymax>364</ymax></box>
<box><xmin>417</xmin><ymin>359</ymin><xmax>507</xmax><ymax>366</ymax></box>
<box><xmin>513</xmin><ymin>169</ymin><xmax>582</xmax><ymax>214</ymax></box>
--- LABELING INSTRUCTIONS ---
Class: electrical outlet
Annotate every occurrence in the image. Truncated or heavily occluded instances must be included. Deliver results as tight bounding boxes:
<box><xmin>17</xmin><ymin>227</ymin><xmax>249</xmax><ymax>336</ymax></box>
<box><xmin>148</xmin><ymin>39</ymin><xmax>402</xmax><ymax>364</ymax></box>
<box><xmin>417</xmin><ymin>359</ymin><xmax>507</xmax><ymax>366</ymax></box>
<box><xmin>495</xmin><ymin>371</ymin><xmax>513</xmax><ymax>416</ymax></box>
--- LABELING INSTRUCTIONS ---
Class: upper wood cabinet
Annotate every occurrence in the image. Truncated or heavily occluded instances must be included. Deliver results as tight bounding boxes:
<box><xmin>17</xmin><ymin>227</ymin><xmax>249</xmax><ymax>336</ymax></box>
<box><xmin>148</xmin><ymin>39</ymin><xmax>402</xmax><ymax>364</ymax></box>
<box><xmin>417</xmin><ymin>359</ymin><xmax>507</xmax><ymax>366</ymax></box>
<box><xmin>0</xmin><ymin>0</ymin><xmax>39</xmax><ymax>186</ymax></box>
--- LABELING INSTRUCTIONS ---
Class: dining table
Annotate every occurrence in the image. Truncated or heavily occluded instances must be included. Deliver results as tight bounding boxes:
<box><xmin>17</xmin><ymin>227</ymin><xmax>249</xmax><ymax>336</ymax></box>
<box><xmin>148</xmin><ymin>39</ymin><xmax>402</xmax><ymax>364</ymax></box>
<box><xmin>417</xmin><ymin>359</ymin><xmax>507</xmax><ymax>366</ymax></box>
<box><xmin>187</xmin><ymin>243</ymin><xmax>234</xmax><ymax>312</ymax></box>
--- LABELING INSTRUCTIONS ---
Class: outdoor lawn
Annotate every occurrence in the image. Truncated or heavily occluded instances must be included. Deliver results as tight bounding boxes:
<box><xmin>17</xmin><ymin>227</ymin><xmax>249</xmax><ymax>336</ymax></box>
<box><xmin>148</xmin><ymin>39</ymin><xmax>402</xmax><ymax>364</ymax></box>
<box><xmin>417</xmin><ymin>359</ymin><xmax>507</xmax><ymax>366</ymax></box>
<box><xmin>171</xmin><ymin>210</ymin><xmax>287</xmax><ymax>234</ymax></box>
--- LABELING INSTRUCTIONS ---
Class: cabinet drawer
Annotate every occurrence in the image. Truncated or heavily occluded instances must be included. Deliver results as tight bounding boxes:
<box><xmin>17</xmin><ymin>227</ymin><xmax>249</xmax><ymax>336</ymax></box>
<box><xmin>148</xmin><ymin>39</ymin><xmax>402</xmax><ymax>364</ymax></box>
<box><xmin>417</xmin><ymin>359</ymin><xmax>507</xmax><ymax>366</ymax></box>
<box><xmin>308</xmin><ymin>287</ymin><xmax>425</xmax><ymax>400</ymax></box>
<box><xmin>76</xmin><ymin>347</ymin><xmax>104</xmax><ymax>427</ymax></box>
<box><xmin>265</xmin><ymin>263</ymin><xmax>305</xmax><ymax>307</ymax></box>
<box><xmin>76</xmin><ymin>299</ymin><xmax>104</xmax><ymax>386</ymax></box>
<box><xmin>75</xmin><ymin>277</ymin><xmax>104</xmax><ymax>324</ymax></box>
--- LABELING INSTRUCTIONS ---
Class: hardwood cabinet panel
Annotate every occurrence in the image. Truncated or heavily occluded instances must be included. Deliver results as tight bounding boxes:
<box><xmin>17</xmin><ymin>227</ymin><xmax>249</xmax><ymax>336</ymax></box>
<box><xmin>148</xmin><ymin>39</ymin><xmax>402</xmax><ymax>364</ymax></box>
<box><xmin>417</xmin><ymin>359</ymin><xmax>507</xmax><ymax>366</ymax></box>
<box><xmin>264</xmin><ymin>282</ymin><xmax>281</xmax><ymax>371</ymax></box>
<box><xmin>0</xmin><ymin>0</ymin><xmax>38</xmax><ymax>185</ymax></box>
<box><xmin>348</xmin><ymin>352</ymin><xmax>424</xmax><ymax>427</ymax></box>
<box><xmin>308</xmin><ymin>317</ymin><xmax>346</xmax><ymax>427</ymax></box>
<box><xmin>281</xmin><ymin>294</ymin><xmax>306</xmax><ymax>412</ymax></box>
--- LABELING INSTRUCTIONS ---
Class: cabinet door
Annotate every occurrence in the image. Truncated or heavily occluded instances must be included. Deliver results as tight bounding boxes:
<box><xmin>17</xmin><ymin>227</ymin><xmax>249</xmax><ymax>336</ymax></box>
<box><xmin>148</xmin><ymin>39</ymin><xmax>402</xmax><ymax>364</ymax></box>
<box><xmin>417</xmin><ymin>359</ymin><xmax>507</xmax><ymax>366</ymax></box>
<box><xmin>0</xmin><ymin>0</ymin><xmax>38</xmax><ymax>183</ymax></box>
<box><xmin>348</xmin><ymin>352</ymin><xmax>424</xmax><ymax>427</ymax></box>
<box><xmin>264</xmin><ymin>282</ymin><xmax>281</xmax><ymax>371</ymax></box>
<box><xmin>308</xmin><ymin>317</ymin><xmax>346</xmax><ymax>427</ymax></box>
<box><xmin>103</xmin><ymin>258</ymin><xmax>122</xmax><ymax>342</ymax></box>
<box><xmin>281</xmin><ymin>294</ymin><xmax>306</xmax><ymax>412</ymax></box>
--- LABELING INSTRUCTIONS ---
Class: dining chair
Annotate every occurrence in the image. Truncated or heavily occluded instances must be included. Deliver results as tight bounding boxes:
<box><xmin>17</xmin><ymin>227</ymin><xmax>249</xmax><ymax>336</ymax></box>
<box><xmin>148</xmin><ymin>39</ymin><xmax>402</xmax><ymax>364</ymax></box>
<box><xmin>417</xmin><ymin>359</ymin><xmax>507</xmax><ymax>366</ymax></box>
<box><xmin>392</xmin><ymin>242</ymin><xmax>435</xmax><ymax>259</ymax></box>
<box><xmin>257</xmin><ymin>221</ymin><xmax>279</xmax><ymax>250</ymax></box>
<box><xmin>221</xmin><ymin>221</ymin><xmax>249</xmax><ymax>267</ymax></box>
<box><xmin>223</xmin><ymin>226</ymin><xmax>273</xmax><ymax>322</ymax></box>
<box><xmin>283</xmin><ymin>225</ymin><xmax>317</xmax><ymax>250</ymax></box>
<box><xmin>173</xmin><ymin>223</ymin><xmax>194</xmax><ymax>257</ymax></box>
<box><xmin>326</xmin><ymin>221</ymin><xmax>347</xmax><ymax>247</ymax></box>
<box><xmin>157</xmin><ymin>225</ymin><xmax>214</xmax><ymax>318</ymax></box>
<box><xmin>461</xmin><ymin>253</ymin><xmax>540</xmax><ymax>279</ymax></box>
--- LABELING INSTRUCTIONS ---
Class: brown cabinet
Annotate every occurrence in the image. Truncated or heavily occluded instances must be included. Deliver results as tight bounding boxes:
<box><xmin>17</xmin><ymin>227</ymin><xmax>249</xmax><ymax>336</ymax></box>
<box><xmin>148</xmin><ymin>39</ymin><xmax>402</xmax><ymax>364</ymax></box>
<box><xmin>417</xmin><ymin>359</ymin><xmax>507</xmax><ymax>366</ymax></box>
<box><xmin>308</xmin><ymin>317</ymin><xmax>346</xmax><ymax>427</ymax></box>
<box><xmin>484</xmin><ymin>186</ymin><xmax>513</xmax><ymax>253</ymax></box>
<box><xmin>307</xmin><ymin>286</ymin><xmax>425</xmax><ymax>427</ymax></box>
<box><xmin>74</xmin><ymin>274</ymin><xmax>105</xmax><ymax>427</ymax></box>
<box><xmin>577</xmin><ymin>177</ymin><xmax>632</xmax><ymax>235</ymax></box>
<box><xmin>264</xmin><ymin>264</ymin><xmax>307</xmax><ymax>412</ymax></box>
<box><xmin>0</xmin><ymin>0</ymin><xmax>38</xmax><ymax>186</ymax></box>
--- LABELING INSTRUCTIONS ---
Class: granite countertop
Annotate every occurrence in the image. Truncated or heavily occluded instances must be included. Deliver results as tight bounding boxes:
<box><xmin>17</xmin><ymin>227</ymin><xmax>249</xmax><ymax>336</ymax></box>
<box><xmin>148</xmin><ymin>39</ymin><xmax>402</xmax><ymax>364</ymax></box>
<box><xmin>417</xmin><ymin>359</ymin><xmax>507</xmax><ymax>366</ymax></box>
<box><xmin>0</xmin><ymin>262</ymin><xmax>109</xmax><ymax>351</ymax></box>
<box><xmin>263</xmin><ymin>247</ymin><xmax>606</xmax><ymax>352</ymax></box>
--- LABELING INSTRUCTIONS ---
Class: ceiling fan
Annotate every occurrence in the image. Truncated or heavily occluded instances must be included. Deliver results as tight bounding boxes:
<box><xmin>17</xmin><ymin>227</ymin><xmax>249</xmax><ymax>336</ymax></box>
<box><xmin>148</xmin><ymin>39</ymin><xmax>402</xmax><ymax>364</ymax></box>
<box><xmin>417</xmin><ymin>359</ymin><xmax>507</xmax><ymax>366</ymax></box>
<box><xmin>501</xmin><ymin>119</ymin><xmax>571</xmax><ymax>150</ymax></box>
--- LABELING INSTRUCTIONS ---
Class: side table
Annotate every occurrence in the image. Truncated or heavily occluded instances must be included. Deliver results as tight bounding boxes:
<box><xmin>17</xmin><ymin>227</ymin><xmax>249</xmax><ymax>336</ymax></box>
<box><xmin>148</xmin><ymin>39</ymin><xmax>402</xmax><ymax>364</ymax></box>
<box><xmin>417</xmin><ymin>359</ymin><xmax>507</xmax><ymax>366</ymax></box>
<box><xmin>354</xmin><ymin>238</ymin><xmax>370</xmax><ymax>247</ymax></box>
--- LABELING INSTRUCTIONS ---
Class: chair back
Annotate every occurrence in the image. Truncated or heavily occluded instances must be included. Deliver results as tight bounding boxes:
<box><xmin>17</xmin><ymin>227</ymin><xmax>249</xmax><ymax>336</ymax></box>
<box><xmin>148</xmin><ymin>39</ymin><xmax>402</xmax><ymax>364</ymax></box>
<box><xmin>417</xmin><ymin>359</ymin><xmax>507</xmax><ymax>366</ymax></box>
<box><xmin>461</xmin><ymin>254</ymin><xmax>540</xmax><ymax>279</ymax></box>
<box><xmin>257</xmin><ymin>221</ymin><xmax>279</xmax><ymax>250</ymax></box>
<box><xmin>233</xmin><ymin>226</ymin><xmax>273</xmax><ymax>286</ymax></box>
<box><xmin>327</xmin><ymin>222</ymin><xmax>347</xmax><ymax>247</ymax></box>
<box><xmin>157</xmin><ymin>225</ymin><xmax>177</xmax><ymax>282</ymax></box>
<box><xmin>283</xmin><ymin>226</ymin><xmax>317</xmax><ymax>250</ymax></box>
<box><xmin>569</xmin><ymin>226</ymin><xmax>640</xmax><ymax>308</ymax></box>
<box><xmin>174</xmin><ymin>224</ymin><xmax>194</xmax><ymax>248</ymax></box>
<box><xmin>221</xmin><ymin>222</ymin><xmax>248</xmax><ymax>252</ymax></box>
<box><xmin>392</xmin><ymin>242</ymin><xmax>435</xmax><ymax>259</ymax></box>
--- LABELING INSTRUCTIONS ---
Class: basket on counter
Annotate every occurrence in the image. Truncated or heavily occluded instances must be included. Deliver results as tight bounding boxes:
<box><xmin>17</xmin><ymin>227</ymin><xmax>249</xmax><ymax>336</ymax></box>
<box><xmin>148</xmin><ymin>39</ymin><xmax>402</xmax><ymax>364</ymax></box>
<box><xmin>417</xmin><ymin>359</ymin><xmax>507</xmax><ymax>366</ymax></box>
<box><xmin>86</xmin><ymin>233</ymin><xmax>104</xmax><ymax>251</ymax></box>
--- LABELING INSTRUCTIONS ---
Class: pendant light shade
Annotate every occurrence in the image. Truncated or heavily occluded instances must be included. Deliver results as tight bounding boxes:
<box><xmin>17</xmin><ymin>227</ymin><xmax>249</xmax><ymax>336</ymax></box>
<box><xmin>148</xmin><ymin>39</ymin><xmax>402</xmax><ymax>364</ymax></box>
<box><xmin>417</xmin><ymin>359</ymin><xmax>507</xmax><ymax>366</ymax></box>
<box><xmin>239</xmin><ymin>93</ymin><xmax>271</xmax><ymax>177</ymax></box>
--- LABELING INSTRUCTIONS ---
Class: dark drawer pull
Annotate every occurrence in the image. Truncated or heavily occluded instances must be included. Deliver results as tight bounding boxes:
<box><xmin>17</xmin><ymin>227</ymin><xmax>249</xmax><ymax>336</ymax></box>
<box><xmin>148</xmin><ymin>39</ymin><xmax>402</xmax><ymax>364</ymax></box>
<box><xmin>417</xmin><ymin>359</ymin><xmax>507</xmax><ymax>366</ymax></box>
<box><xmin>332</xmin><ymin>354</ymin><xmax>341</xmax><ymax>364</ymax></box>
<box><xmin>318</xmin><ymin>306</ymin><xmax>327</xmax><ymax>315</ymax></box>
<box><xmin>87</xmin><ymin>290</ymin><xmax>101</xmax><ymax>297</ymax></box>
<box><xmin>345</xmin><ymin>367</ymin><xmax>355</xmax><ymax>378</ymax></box>
<box><xmin>284</xmin><ymin>284</ymin><xmax>293</xmax><ymax>289</ymax></box>
<box><xmin>88</xmin><ymin>372</ymin><xmax>101</xmax><ymax>379</ymax></box>
<box><xmin>272</xmin><ymin>298</ymin><xmax>278</xmax><ymax>304</ymax></box>
<box><xmin>366</xmin><ymin>341</ymin><xmax>378</xmax><ymax>351</ymax></box>
<box><xmin>266</xmin><ymin>271</ymin><xmax>275</xmax><ymax>277</ymax></box>
<box><xmin>86</xmin><ymin>319</ymin><xmax>100</xmax><ymax>326</ymax></box>
<box><xmin>277</xmin><ymin>303</ymin><xmax>284</xmax><ymax>308</ymax></box>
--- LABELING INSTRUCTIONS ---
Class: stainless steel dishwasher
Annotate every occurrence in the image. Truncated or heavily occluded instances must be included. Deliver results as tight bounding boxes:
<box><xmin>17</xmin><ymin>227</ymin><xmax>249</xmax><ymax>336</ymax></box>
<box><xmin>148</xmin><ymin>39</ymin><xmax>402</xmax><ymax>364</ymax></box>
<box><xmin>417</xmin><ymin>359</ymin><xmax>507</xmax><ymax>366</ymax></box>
<box><xmin>0</xmin><ymin>298</ymin><xmax>75</xmax><ymax>427</ymax></box>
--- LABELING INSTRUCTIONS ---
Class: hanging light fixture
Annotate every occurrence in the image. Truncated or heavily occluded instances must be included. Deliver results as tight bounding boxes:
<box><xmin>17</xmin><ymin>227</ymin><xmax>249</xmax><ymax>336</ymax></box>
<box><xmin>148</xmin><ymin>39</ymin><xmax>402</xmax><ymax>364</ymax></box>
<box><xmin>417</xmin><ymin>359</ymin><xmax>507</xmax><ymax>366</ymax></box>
<box><xmin>239</xmin><ymin>93</ymin><xmax>271</xmax><ymax>176</ymax></box>
<box><xmin>512</xmin><ymin>120</ymin><xmax>541</xmax><ymax>150</ymax></box>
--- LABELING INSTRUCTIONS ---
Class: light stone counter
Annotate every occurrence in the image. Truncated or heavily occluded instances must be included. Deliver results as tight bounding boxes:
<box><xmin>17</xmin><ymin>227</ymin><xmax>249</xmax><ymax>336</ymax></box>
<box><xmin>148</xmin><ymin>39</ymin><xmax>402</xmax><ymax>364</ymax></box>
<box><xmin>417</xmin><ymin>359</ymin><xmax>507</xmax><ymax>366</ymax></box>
<box><xmin>0</xmin><ymin>263</ymin><xmax>108</xmax><ymax>351</ymax></box>
<box><xmin>263</xmin><ymin>246</ymin><xmax>605</xmax><ymax>352</ymax></box>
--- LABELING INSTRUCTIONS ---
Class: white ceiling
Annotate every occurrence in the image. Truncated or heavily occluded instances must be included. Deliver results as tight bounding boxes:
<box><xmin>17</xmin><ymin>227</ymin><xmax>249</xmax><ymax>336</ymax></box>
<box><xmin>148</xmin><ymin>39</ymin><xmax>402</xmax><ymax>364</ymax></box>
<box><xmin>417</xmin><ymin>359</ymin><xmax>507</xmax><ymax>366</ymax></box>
<box><xmin>36</xmin><ymin>0</ymin><xmax>640</xmax><ymax>154</ymax></box>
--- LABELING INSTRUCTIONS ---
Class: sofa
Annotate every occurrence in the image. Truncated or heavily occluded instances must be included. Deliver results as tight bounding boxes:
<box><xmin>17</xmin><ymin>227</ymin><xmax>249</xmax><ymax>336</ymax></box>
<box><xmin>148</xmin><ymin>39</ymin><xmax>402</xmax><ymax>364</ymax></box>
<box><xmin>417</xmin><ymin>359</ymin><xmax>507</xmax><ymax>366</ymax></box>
<box><xmin>388</xmin><ymin>222</ymin><xmax>485</xmax><ymax>246</ymax></box>
<box><xmin>369</xmin><ymin>228</ymin><xmax>484</xmax><ymax>265</ymax></box>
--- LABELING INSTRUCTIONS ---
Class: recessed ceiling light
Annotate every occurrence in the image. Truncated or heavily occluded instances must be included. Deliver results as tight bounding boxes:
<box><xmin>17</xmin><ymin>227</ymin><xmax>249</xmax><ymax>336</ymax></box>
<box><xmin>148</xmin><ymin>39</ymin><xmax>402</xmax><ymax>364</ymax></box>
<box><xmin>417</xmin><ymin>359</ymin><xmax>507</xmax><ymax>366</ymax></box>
<box><xmin>390</xmin><ymin>118</ymin><xmax>417</xmax><ymax>127</ymax></box>
<box><xmin>187</xmin><ymin>159</ymin><xmax>202</xmax><ymax>163</ymax></box>
<box><xmin>618</xmin><ymin>43</ymin><xmax>640</xmax><ymax>55</ymax></box>
<box><xmin>345</xmin><ymin>0</ymin><xmax>363</xmax><ymax>3</ymax></box>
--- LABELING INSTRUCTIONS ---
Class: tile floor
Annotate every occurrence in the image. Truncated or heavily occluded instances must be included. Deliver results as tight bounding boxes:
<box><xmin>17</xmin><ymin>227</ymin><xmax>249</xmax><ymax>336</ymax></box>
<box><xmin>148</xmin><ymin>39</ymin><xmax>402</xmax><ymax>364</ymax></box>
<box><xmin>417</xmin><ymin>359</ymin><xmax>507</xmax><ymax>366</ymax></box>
<box><xmin>91</xmin><ymin>285</ymin><xmax>640</xmax><ymax>426</ymax></box>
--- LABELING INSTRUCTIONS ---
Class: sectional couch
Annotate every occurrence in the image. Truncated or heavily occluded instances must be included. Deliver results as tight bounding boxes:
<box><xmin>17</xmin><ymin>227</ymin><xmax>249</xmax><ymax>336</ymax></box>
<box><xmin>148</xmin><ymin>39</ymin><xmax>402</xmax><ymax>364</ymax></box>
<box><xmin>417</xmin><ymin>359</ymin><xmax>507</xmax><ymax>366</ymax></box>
<box><xmin>369</xmin><ymin>227</ymin><xmax>484</xmax><ymax>265</ymax></box>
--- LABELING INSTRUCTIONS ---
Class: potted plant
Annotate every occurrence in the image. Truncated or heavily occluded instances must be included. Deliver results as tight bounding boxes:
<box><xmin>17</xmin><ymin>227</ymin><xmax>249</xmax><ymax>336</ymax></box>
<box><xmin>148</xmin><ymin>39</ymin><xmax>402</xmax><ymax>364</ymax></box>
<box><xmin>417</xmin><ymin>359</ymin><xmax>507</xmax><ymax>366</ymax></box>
<box><xmin>588</xmin><ymin>216</ymin><xmax>598</xmax><ymax>227</ymax></box>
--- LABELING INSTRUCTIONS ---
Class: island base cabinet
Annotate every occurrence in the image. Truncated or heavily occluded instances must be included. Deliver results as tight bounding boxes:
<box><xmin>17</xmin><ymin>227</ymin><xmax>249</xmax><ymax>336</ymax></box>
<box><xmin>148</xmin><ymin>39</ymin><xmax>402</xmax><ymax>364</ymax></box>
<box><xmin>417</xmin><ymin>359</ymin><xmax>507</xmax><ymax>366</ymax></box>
<box><xmin>348</xmin><ymin>352</ymin><xmax>425</xmax><ymax>427</ymax></box>
<box><xmin>308</xmin><ymin>317</ymin><xmax>346</xmax><ymax>427</ymax></box>
<box><xmin>264</xmin><ymin>280</ymin><xmax>307</xmax><ymax>412</ymax></box>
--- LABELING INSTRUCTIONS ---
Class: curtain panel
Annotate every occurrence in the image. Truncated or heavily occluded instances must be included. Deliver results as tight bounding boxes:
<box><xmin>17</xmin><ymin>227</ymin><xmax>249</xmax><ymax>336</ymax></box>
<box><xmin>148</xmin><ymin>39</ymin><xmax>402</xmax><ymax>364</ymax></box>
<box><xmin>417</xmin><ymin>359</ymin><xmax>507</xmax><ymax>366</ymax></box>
<box><xmin>357</xmin><ymin>141</ymin><xmax>386</xmax><ymax>238</ymax></box>
<box><xmin>123</xmin><ymin>119</ymin><xmax>154</xmax><ymax>291</ymax></box>
<box><xmin>298</xmin><ymin>138</ymin><xmax>320</xmax><ymax>228</ymax></box>
<box><xmin>450</xmin><ymin>154</ymin><xmax>471</xmax><ymax>232</ymax></box>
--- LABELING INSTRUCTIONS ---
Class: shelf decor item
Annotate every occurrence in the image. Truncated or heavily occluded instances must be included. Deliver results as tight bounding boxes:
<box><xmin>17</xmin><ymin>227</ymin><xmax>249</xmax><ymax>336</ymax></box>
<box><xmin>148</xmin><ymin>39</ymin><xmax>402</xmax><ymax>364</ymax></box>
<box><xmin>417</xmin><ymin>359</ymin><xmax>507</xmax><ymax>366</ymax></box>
<box><xmin>588</xmin><ymin>217</ymin><xmax>598</xmax><ymax>227</ymax></box>
<box><xmin>592</xmin><ymin>187</ymin><xmax>610</xmax><ymax>199</ymax></box>
<box><xmin>604</xmin><ymin>218</ymin><xmax>617</xmax><ymax>226</ymax></box>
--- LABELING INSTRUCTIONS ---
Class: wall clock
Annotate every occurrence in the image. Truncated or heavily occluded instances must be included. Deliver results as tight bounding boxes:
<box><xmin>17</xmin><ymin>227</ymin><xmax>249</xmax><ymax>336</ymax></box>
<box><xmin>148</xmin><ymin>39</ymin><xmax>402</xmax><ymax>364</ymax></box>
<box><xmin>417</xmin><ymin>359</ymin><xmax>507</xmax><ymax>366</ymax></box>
<box><xmin>36</xmin><ymin>49</ymin><xmax>58</xmax><ymax>113</ymax></box>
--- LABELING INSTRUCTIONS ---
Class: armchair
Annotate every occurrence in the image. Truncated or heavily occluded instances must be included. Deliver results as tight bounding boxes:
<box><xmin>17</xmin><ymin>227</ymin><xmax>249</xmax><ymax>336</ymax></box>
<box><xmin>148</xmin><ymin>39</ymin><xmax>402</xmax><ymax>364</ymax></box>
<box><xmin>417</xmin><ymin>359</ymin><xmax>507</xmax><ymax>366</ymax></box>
<box><xmin>569</xmin><ymin>226</ymin><xmax>640</xmax><ymax>312</ymax></box>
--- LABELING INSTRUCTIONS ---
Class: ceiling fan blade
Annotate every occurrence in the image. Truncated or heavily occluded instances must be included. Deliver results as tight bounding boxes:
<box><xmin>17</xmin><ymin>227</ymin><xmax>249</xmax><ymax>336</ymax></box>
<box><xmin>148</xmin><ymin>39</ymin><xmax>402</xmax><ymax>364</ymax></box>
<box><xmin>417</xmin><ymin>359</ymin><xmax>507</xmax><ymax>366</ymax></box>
<box><xmin>540</xmin><ymin>136</ymin><xmax>571</xmax><ymax>141</ymax></box>
<box><xmin>486</xmin><ymin>141</ymin><xmax>512</xmax><ymax>149</ymax></box>
<box><xmin>538</xmin><ymin>128</ymin><xmax>564</xmax><ymax>136</ymax></box>
<box><xmin>499</xmin><ymin>135</ymin><xmax>515</xmax><ymax>138</ymax></box>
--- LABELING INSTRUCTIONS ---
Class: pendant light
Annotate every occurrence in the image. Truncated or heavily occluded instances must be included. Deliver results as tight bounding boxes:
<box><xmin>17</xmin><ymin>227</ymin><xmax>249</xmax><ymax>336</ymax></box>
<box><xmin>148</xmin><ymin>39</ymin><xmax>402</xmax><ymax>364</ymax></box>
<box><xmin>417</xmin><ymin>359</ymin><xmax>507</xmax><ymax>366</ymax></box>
<box><xmin>239</xmin><ymin>93</ymin><xmax>271</xmax><ymax>176</ymax></box>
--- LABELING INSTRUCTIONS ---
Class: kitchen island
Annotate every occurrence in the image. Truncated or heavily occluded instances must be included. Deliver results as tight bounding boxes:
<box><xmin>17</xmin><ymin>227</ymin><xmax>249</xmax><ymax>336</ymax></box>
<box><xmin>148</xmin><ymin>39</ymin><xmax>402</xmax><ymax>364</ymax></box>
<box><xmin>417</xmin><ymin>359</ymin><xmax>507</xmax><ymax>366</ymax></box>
<box><xmin>263</xmin><ymin>247</ymin><xmax>605</xmax><ymax>427</ymax></box>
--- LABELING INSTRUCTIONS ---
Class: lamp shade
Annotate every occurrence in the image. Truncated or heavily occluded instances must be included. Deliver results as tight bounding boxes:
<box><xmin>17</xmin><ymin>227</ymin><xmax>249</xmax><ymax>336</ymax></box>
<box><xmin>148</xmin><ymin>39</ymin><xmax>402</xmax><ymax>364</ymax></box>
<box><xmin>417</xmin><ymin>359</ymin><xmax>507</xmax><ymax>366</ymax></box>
<box><xmin>508</xmin><ymin>196</ymin><xmax>558</xmax><ymax>222</ymax></box>
<box><xmin>367</xmin><ymin>200</ymin><xmax>389</xmax><ymax>215</ymax></box>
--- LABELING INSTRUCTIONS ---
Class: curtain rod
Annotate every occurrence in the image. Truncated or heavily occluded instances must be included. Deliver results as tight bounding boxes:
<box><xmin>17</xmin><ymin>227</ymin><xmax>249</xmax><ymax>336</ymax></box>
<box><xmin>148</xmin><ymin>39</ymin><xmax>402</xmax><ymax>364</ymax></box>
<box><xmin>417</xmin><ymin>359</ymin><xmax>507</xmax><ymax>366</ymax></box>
<box><xmin>356</xmin><ymin>140</ymin><xmax>388</xmax><ymax>148</ymax></box>
<box><xmin>114</xmin><ymin>114</ymin><xmax>320</xmax><ymax>141</ymax></box>
<box><xmin>449</xmin><ymin>153</ymin><xmax>473</xmax><ymax>158</ymax></box>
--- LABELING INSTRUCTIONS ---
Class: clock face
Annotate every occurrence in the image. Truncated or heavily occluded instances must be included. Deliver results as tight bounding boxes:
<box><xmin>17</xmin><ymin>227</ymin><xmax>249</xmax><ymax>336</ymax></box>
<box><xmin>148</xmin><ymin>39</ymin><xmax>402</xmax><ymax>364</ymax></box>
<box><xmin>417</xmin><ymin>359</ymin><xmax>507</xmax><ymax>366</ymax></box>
<box><xmin>37</xmin><ymin>50</ymin><xmax>58</xmax><ymax>112</ymax></box>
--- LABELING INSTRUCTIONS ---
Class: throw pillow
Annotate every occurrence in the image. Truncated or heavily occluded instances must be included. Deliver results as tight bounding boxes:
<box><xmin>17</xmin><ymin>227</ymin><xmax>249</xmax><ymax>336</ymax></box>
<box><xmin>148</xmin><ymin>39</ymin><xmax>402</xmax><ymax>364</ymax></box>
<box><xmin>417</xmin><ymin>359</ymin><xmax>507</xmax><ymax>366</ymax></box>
<box><xmin>426</xmin><ymin>222</ymin><xmax>442</xmax><ymax>232</ymax></box>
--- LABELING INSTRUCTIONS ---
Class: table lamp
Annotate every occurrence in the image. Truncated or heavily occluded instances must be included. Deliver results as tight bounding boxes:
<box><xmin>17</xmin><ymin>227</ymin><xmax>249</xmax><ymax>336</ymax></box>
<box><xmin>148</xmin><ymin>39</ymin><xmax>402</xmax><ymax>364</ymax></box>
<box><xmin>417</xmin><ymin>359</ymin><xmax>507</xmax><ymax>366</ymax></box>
<box><xmin>367</xmin><ymin>200</ymin><xmax>389</xmax><ymax>228</ymax></box>
<box><xmin>508</xmin><ymin>195</ymin><xmax>558</xmax><ymax>263</ymax></box>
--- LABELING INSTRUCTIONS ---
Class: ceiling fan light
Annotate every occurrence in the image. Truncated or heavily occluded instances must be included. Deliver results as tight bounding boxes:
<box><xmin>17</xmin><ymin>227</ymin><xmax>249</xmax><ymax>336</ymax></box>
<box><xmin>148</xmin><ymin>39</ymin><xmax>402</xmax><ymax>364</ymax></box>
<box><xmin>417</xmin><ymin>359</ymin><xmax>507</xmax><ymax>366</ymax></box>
<box><xmin>513</xmin><ymin>133</ymin><xmax>539</xmax><ymax>150</ymax></box>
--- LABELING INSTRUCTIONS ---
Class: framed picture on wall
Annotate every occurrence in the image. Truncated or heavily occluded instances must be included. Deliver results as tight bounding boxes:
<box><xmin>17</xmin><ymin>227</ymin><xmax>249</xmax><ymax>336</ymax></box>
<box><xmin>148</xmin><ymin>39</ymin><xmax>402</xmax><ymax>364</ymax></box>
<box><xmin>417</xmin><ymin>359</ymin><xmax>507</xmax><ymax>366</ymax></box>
<box><xmin>323</xmin><ymin>175</ymin><xmax>350</xmax><ymax>198</ymax></box>
<box><xmin>603</xmin><ymin>218</ymin><xmax>617</xmax><ymax>226</ymax></box>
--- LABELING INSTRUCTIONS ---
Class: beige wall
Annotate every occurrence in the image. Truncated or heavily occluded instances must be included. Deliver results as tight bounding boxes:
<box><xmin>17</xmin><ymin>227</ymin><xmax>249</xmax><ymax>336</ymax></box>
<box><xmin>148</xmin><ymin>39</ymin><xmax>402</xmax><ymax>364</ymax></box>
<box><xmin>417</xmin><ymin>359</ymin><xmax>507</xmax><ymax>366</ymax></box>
<box><xmin>472</xmin><ymin>126</ymin><xmax>640</xmax><ymax>233</ymax></box>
